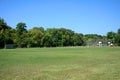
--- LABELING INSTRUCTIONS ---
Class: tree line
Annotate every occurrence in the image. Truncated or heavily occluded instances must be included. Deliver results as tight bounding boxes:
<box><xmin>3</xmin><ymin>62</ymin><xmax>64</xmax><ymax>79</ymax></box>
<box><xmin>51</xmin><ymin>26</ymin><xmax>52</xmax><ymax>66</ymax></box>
<box><xmin>0</xmin><ymin>18</ymin><xmax>120</xmax><ymax>48</ymax></box>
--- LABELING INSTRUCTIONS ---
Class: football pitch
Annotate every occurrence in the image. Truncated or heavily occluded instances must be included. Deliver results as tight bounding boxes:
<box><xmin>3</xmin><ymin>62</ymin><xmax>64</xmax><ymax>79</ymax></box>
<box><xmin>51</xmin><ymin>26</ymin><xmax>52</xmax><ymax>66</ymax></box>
<box><xmin>0</xmin><ymin>47</ymin><xmax>120</xmax><ymax>80</ymax></box>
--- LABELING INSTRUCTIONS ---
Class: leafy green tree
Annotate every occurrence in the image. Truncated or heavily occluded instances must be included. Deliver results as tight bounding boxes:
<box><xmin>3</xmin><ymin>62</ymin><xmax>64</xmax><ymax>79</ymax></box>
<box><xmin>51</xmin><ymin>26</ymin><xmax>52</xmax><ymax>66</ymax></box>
<box><xmin>107</xmin><ymin>31</ymin><xmax>116</xmax><ymax>39</ymax></box>
<box><xmin>42</xmin><ymin>28</ymin><xmax>85</xmax><ymax>47</ymax></box>
<box><xmin>43</xmin><ymin>28</ymin><xmax>54</xmax><ymax>47</ymax></box>
<box><xmin>116</xmin><ymin>35</ymin><xmax>120</xmax><ymax>46</ymax></box>
<box><xmin>16</xmin><ymin>22</ymin><xmax>27</xmax><ymax>35</ymax></box>
<box><xmin>0</xmin><ymin>18</ymin><xmax>11</xmax><ymax>30</ymax></box>
<box><xmin>15</xmin><ymin>22</ymin><xmax>27</xmax><ymax>47</ymax></box>
<box><xmin>116</xmin><ymin>28</ymin><xmax>120</xmax><ymax>46</ymax></box>
<box><xmin>72</xmin><ymin>33</ymin><xmax>84</xmax><ymax>46</ymax></box>
<box><xmin>0</xmin><ymin>18</ymin><xmax>89</xmax><ymax>48</ymax></box>
<box><xmin>27</xmin><ymin>27</ymin><xmax>44</xmax><ymax>47</ymax></box>
<box><xmin>107</xmin><ymin>31</ymin><xmax>117</xmax><ymax>45</ymax></box>
<box><xmin>9</xmin><ymin>28</ymin><xmax>16</xmax><ymax>43</ymax></box>
<box><xmin>117</xmin><ymin>28</ymin><xmax>120</xmax><ymax>34</ymax></box>
<box><xmin>0</xmin><ymin>18</ymin><xmax>12</xmax><ymax>48</ymax></box>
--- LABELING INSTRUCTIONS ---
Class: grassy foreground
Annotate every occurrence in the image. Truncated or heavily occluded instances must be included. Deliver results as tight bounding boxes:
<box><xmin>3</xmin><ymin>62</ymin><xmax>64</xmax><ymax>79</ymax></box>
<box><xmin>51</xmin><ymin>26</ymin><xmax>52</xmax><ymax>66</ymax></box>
<box><xmin>0</xmin><ymin>47</ymin><xmax>120</xmax><ymax>80</ymax></box>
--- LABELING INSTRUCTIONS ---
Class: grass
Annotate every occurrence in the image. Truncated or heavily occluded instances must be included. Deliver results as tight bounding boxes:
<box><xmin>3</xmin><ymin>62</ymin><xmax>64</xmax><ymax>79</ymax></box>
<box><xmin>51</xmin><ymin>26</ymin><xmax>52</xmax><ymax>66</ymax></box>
<box><xmin>0</xmin><ymin>47</ymin><xmax>120</xmax><ymax>80</ymax></box>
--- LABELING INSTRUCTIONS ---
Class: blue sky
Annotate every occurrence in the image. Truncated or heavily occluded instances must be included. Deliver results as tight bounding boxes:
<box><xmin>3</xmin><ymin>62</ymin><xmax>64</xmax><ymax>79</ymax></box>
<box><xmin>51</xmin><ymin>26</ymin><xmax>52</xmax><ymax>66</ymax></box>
<box><xmin>0</xmin><ymin>0</ymin><xmax>120</xmax><ymax>35</ymax></box>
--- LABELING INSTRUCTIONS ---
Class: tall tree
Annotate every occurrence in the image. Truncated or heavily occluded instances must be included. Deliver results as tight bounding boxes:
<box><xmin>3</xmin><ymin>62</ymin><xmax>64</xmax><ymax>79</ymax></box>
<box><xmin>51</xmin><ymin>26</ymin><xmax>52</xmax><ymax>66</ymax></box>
<box><xmin>107</xmin><ymin>31</ymin><xmax>117</xmax><ymax>44</ymax></box>
<box><xmin>107</xmin><ymin>31</ymin><xmax>116</xmax><ymax>39</ymax></box>
<box><xmin>15</xmin><ymin>22</ymin><xmax>27</xmax><ymax>47</ymax></box>
<box><xmin>0</xmin><ymin>18</ymin><xmax>11</xmax><ymax>30</ymax></box>
<box><xmin>117</xmin><ymin>28</ymin><xmax>120</xmax><ymax>35</ymax></box>
<box><xmin>116</xmin><ymin>28</ymin><xmax>120</xmax><ymax>46</ymax></box>
<box><xmin>16</xmin><ymin>22</ymin><xmax>27</xmax><ymax>35</ymax></box>
<box><xmin>0</xmin><ymin>18</ymin><xmax>12</xmax><ymax>48</ymax></box>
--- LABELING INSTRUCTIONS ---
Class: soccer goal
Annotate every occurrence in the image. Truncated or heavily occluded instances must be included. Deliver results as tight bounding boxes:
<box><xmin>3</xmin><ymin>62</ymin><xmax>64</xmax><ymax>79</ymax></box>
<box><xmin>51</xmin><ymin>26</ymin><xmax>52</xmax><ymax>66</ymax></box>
<box><xmin>4</xmin><ymin>44</ymin><xmax>16</xmax><ymax>49</ymax></box>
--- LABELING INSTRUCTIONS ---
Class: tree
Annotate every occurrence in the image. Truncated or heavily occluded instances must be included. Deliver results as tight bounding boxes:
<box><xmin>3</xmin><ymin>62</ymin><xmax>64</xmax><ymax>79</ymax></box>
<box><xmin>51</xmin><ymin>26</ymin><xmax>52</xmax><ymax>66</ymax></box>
<box><xmin>43</xmin><ymin>28</ymin><xmax>54</xmax><ymax>47</ymax></box>
<box><xmin>107</xmin><ymin>31</ymin><xmax>116</xmax><ymax>39</ymax></box>
<box><xmin>16</xmin><ymin>22</ymin><xmax>27</xmax><ymax>35</ymax></box>
<box><xmin>107</xmin><ymin>31</ymin><xmax>117</xmax><ymax>45</ymax></box>
<box><xmin>72</xmin><ymin>33</ymin><xmax>84</xmax><ymax>46</ymax></box>
<box><xmin>117</xmin><ymin>28</ymin><xmax>120</xmax><ymax>35</ymax></box>
<box><xmin>27</xmin><ymin>27</ymin><xmax>44</xmax><ymax>47</ymax></box>
<box><xmin>116</xmin><ymin>28</ymin><xmax>120</xmax><ymax>46</ymax></box>
<box><xmin>0</xmin><ymin>18</ymin><xmax>11</xmax><ymax>30</ymax></box>
<box><xmin>0</xmin><ymin>18</ymin><xmax>12</xmax><ymax>48</ymax></box>
<box><xmin>15</xmin><ymin>22</ymin><xmax>27</xmax><ymax>47</ymax></box>
<box><xmin>42</xmin><ymin>28</ymin><xmax>85</xmax><ymax>47</ymax></box>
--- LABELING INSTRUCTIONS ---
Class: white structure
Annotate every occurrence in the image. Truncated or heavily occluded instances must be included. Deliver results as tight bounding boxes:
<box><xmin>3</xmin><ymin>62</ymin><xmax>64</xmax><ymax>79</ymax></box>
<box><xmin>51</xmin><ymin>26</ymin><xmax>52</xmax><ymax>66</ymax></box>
<box><xmin>108</xmin><ymin>42</ymin><xmax>111</xmax><ymax>46</ymax></box>
<box><xmin>110</xmin><ymin>43</ymin><xmax>113</xmax><ymax>46</ymax></box>
<box><xmin>98</xmin><ymin>41</ymin><xmax>102</xmax><ymax>47</ymax></box>
<box><xmin>108</xmin><ymin>42</ymin><xmax>113</xmax><ymax>47</ymax></box>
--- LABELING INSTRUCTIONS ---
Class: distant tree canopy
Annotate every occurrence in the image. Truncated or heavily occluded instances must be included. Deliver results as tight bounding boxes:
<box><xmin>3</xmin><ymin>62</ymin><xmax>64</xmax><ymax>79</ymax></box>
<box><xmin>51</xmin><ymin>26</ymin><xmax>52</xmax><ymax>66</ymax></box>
<box><xmin>0</xmin><ymin>18</ymin><xmax>11</xmax><ymax>30</ymax></box>
<box><xmin>0</xmin><ymin>18</ymin><xmax>120</xmax><ymax>48</ymax></box>
<box><xmin>107</xmin><ymin>31</ymin><xmax>116</xmax><ymax>39</ymax></box>
<box><xmin>116</xmin><ymin>28</ymin><xmax>120</xmax><ymax>46</ymax></box>
<box><xmin>106</xmin><ymin>31</ymin><xmax>120</xmax><ymax>45</ymax></box>
<box><xmin>0</xmin><ymin>18</ymin><xmax>13</xmax><ymax>48</ymax></box>
<box><xmin>15</xmin><ymin>22</ymin><xmax>27</xmax><ymax>47</ymax></box>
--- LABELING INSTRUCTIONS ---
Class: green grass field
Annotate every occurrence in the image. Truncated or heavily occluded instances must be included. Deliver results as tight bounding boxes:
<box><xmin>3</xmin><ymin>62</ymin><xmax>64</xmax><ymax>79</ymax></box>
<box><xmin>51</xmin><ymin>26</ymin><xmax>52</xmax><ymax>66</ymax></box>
<box><xmin>0</xmin><ymin>47</ymin><xmax>120</xmax><ymax>80</ymax></box>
